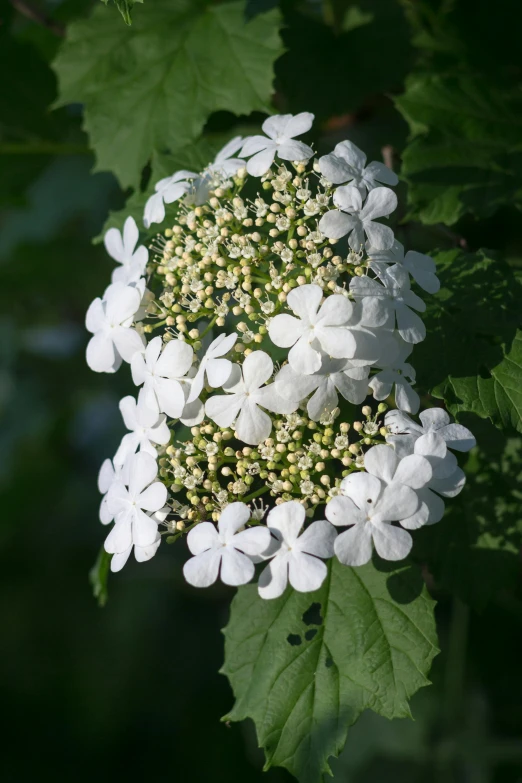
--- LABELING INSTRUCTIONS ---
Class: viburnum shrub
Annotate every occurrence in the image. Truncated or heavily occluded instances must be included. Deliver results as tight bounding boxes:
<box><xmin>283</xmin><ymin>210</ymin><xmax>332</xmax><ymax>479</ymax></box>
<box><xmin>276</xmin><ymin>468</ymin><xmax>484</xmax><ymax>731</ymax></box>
<box><xmin>86</xmin><ymin>112</ymin><xmax>475</xmax><ymax>776</ymax></box>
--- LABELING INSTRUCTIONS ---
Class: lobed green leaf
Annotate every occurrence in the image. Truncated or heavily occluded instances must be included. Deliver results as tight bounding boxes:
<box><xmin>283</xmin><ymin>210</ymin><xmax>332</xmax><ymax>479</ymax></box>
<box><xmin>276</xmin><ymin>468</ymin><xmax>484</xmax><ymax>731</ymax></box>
<box><xmin>53</xmin><ymin>0</ymin><xmax>283</xmax><ymax>188</ymax></box>
<box><xmin>222</xmin><ymin>558</ymin><xmax>438</xmax><ymax>782</ymax></box>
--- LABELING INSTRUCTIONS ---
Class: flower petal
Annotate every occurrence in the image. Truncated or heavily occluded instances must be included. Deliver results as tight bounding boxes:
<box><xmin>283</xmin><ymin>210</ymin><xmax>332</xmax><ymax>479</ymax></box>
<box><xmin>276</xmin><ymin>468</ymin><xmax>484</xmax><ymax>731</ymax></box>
<box><xmin>154</xmin><ymin>377</ymin><xmax>186</xmax><ymax>418</ymax></box>
<box><xmin>334</xmin><ymin>524</ymin><xmax>373</xmax><ymax>566</ymax></box>
<box><xmin>371</xmin><ymin>520</ymin><xmax>412</xmax><ymax>561</ymax></box>
<box><xmin>156</xmin><ymin>339</ymin><xmax>193</xmax><ymax>378</ymax></box>
<box><xmin>187</xmin><ymin>521</ymin><xmax>221</xmax><ymax>555</ymax></box>
<box><xmin>86</xmin><ymin>332</ymin><xmax>116</xmax><ymax>373</ymax></box>
<box><xmin>267</xmin><ymin>500</ymin><xmax>305</xmax><ymax>545</ymax></box>
<box><xmin>363</xmin><ymin>444</ymin><xmax>398</xmax><ymax>483</ymax></box>
<box><xmin>235</xmin><ymin>399</ymin><xmax>272</xmax><ymax>444</ymax></box>
<box><xmin>205</xmin><ymin>391</ymin><xmax>245</xmax><ymax>429</ymax></box>
<box><xmin>268</xmin><ymin>314</ymin><xmax>307</xmax><ymax>348</ymax></box>
<box><xmin>218</xmin><ymin>502</ymin><xmax>251</xmax><ymax>540</ymax></box>
<box><xmin>128</xmin><ymin>451</ymin><xmax>158</xmax><ymax>497</ymax></box>
<box><xmin>258</xmin><ymin>554</ymin><xmax>289</xmax><ymax>599</ymax></box>
<box><xmin>242</xmin><ymin>350</ymin><xmax>273</xmax><ymax>390</ymax></box>
<box><xmin>112</xmin><ymin>327</ymin><xmax>145</xmax><ymax>363</ymax></box>
<box><xmin>287</xmin><ymin>284</ymin><xmax>323</xmax><ymax>322</ymax></box>
<box><xmin>393</xmin><ymin>454</ymin><xmax>432</xmax><ymax>489</ymax></box>
<box><xmin>376</xmin><ymin>484</ymin><xmax>419</xmax><ymax>521</ymax></box>
<box><xmin>288</xmin><ymin>551</ymin><xmax>328</xmax><ymax>592</ymax></box>
<box><xmin>246</xmin><ymin>146</ymin><xmax>276</xmax><ymax>177</ymax></box>
<box><xmin>325</xmin><ymin>495</ymin><xmax>367</xmax><ymax>527</ymax></box>
<box><xmin>296</xmin><ymin>519</ymin><xmax>336</xmax><ymax>558</ymax></box>
<box><xmin>360</xmin><ymin>186</ymin><xmax>397</xmax><ymax>221</ymax></box>
<box><xmin>288</xmin><ymin>336</ymin><xmax>321</xmax><ymax>375</ymax></box>
<box><xmin>340</xmin><ymin>472</ymin><xmax>382</xmax><ymax>511</ymax></box>
<box><xmin>104</xmin><ymin>516</ymin><xmax>132</xmax><ymax>554</ymax></box>
<box><xmin>318</xmin><ymin>210</ymin><xmax>356</xmax><ymax>240</ymax></box>
<box><xmin>183</xmin><ymin>549</ymin><xmax>221</xmax><ymax>587</ymax></box>
<box><xmin>138</xmin><ymin>482</ymin><xmax>167</xmax><ymax>512</ymax></box>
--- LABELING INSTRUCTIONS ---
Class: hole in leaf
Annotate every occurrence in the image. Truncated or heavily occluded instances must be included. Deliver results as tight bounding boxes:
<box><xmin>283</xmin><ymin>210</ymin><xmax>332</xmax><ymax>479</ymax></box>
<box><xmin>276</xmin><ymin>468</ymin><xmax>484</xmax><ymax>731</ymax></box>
<box><xmin>325</xmin><ymin>657</ymin><xmax>334</xmax><ymax>668</ymax></box>
<box><xmin>287</xmin><ymin>633</ymin><xmax>302</xmax><ymax>646</ymax></box>
<box><xmin>302</xmin><ymin>602</ymin><xmax>323</xmax><ymax>626</ymax></box>
<box><xmin>305</xmin><ymin>628</ymin><xmax>317</xmax><ymax>641</ymax></box>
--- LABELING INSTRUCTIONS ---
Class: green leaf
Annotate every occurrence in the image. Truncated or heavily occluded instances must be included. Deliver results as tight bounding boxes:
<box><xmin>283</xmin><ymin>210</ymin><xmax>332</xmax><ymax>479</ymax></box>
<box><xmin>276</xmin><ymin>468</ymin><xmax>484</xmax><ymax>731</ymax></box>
<box><xmin>395</xmin><ymin>74</ymin><xmax>522</xmax><ymax>224</ymax></box>
<box><xmin>89</xmin><ymin>546</ymin><xmax>111</xmax><ymax>607</ymax></box>
<box><xmin>100</xmin><ymin>0</ymin><xmax>144</xmax><ymax>26</ymax></box>
<box><xmin>222</xmin><ymin>559</ymin><xmax>438</xmax><ymax>783</ymax></box>
<box><xmin>413</xmin><ymin>249</ymin><xmax>522</xmax><ymax>433</ymax></box>
<box><xmin>53</xmin><ymin>0</ymin><xmax>283</xmax><ymax>188</ymax></box>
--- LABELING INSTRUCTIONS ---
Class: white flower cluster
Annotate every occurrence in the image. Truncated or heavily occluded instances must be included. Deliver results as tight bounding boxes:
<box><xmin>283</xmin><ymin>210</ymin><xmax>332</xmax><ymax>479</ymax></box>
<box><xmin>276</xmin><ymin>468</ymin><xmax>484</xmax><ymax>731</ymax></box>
<box><xmin>86</xmin><ymin>112</ymin><xmax>475</xmax><ymax>595</ymax></box>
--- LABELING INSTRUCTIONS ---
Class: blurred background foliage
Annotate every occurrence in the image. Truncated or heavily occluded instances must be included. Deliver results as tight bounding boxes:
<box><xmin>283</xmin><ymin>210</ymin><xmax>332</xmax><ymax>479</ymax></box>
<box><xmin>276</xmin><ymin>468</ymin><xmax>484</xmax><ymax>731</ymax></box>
<box><xmin>1</xmin><ymin>0</ymin><xmax>521</xmax><ymax>781</ymax></box>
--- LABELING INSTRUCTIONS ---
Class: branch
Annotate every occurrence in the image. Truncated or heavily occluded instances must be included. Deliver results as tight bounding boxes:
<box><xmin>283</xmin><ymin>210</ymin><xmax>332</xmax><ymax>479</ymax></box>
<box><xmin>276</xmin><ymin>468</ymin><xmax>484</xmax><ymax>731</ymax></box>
<box><xmin>9</xmin><ymin>0</ymin><xmax>65</xmax><ymax>37</ymax></box>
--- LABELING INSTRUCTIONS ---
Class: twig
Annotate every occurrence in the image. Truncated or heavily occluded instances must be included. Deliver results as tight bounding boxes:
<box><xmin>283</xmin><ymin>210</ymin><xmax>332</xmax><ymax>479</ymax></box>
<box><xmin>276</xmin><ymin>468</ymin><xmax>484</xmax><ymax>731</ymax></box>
<box><xmin>381</xmin><ymin>144</ymin><xmax>395</xmax><ymax>171</ymax></box>
<box><xmin>9</xmin><ymin>0</ymin><xmax>65</xmax><ymax>37</ymax></box>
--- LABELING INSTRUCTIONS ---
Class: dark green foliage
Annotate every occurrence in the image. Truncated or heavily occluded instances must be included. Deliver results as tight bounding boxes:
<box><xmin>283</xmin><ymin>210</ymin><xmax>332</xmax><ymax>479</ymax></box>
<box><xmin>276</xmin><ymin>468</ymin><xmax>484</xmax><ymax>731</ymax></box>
<box><xmin>2</xmin><ymin>1</ymin><xmax>522</xmax><ymax>782</ymax></box>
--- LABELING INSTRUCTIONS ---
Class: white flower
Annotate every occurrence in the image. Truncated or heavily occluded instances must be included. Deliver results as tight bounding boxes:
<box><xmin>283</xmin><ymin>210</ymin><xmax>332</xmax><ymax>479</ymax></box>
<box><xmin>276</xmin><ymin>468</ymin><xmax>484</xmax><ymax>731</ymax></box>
<box><xmin>258</xmin><ymin>501</ymin><xmax>336</xmax><ymax>599</ymax></box>
<box><xmin>240</xmin><ymin>113</ymin><xmax>314</xmax><ymax>177</ymax></box>
<box><xmin>319</xmin><ymin>140</ymin><xmax>398</xmax><ymax>194</ymax></box>
<box><xmin>110</xmin><ymin>536</ymin><xmax>162</xmax><ymax>573</ymax></box>
<box><xmin>318</xmin><ymin>185</ymin><xmax>397</xmax><ymax>250</ymax></box>
<box><xmin>113</xmin><ymin>392</ymin><xmax>170</xmax><ymax>466</ymax></box>
<box><xmin>385</xmin><ymin>408</ymin><xmax>476</xmax><ymax>452</ymax></box>
<box><xmin>275</xmin><ymin>356</ymin><xmax>369</xmax><ymax>420</ymax></box>
<box><xmin>325</xmin><ymin>472</ymin><xmax>419</xmax><ymax>566</ymax></box>
<box><xmin>183</xmin><ymin>502</ymin><xmax>271</xmax><ymax>587</ymax></box>
<box><xmin>268</xmin><ymin>284</ymin><xmax>356</xmax><ymax>375</ymax></box>
<box><xmin>368</xmin><ymin>240</ymin><xmax>440</xmax><ymax>294</ymax></box>
<box><xmin>98</xmin><ymin>457</ymin><xmax>130</xmax><ymax>525</ymax></box>
<box><xmin>192</xmin><ymin>137</ymin><xmax>246</xmax><ymax>204</ymax></box>
<box><xmin>205</xmin><ymin>351</ymin><xmax>297</xmax><ymax>445</ymax></box>
<box><xmin>104</xmin><ymin>452</ymin><xmax>167</xmax><ymax>561</ymax></box>
<box><xmin>362</xmin><ymin>444</ymin><xmax>433</xmax><ymax>529</ymax></box>
<box><xmin>143</xmin><ymin>169</ymin><xmax>196</xmax><ymax>227</ymax></box>
<box><xmin>350</xmin><ymin>265</ymin><xmax>426</xmax><ymax>344</ymax></box>
<box><xmin>385</xmin><ymin>425</ymin><xmax>469</xmax><ymax>526</ymax></box>
<box><xmin>103</xmin><ymin>216</ymin><xmax>148</xmax><ymax>285</ymax></box>
<box><xmin>187</xmin><ymin>332</ymin><xmax>237</xmax><ymax>403</ymax></box>
<box><xmin>131</xmin><ymin>336</ymin><xmax>193</xmax><ymax>418</ymax></box>
<box><xmin>369</xmin><ymin>337</ymin><xmax>420</xmax><ymax>413</ymax></box>
<box><xmin>86</xmin><ymin>282</ymin><xmax>144</xmax><ymax>373</ymax></box>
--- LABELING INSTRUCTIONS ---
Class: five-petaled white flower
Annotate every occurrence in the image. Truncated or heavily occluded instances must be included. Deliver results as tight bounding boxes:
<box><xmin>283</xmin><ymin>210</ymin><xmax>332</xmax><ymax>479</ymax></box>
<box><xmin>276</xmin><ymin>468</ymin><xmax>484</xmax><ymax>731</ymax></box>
<box><xmin>319</xmin><ymin>140</ymin><xmax>398</xmax><ymax>195</ymax></box>
<box><xmin>325</xmin><ymin>472</ymin><xmax>419</xmax><ymax>566</ymax></box>
<box><xmin>350</xmin><ymin>264</ymin><xmax>426</xmax><ymax>344</ymax></box>
<box><xmin>362</xmin><ymin>444</ymin><xmax>432</xmax><ymax>529</ymax></box>
<box><xmin>144</xmin><ymin>169</ymin><xmax>196</xmax><ymax>227</ymax></box>
<box><xmin>385</xmin><ymin>408</ymin><xmax>476</xmax><ymax>453</ymax></box>
<box><xmin>368</xmin><ymin>240</ymin><xmax>440</xmax><ymax>294</ymax></box>
<box><xmin>258</xmin><ymin>501</ymin><xmax>336</xmax><ymax>599</ymax></box>
<box><xmin>131</xmin><ymin>336</ymin><xmax>193</xmax><ymax>419</ymax></box>
<box><xmin>183</xmin><ymin>502</ymin><xmax>271</xmax><ymax>587</ymax></box>
<box><xmin>187</xmin><ymin>332</ymin><xmax>237</xmax><ymax>403</ymax></box>
<box><xmin>319</xmin><ymin>185</ymin><xmax>397</xmax><ymax>250</ymax></box>
<box><xmin>385</xmin><ymin>428</ymin><xmax>468</xmax><ymax>526</ymax></box>
<box><xmin>268</xmin><ymin>284</ymin><xmax>356</xmax><ymax>375</ymax></box>
<box><xmin>275</xmin><ymin>356</ymin><xmax>370</xmax><ymax>420</ymax></box>
<box><xmin>104</xmin><ymin>451</ymin><xmax>168</xmax><ymax>558</ymax></box>
<box><xmin>241</xmin><ymin>113</ymin><xmax>314</xmax><ymax>177</ymax></box>
<box><xmin>86</xmin><ymin>282</ymin><xmax>144</xmax><ymax>373</ymax></box>
<box><xmin>205</xmin><ymin>351</ymin><xmax>297</xmax><ymax>445</ymax></box>
<box><xmin>113</xmin><ymin>392</ymin><xmax>170</xmax><ymax>467</ymax></box>
<box><xmin>103</xmin><ymin>216</ymin><xmax>148</xmax><ymax>285</ymax></box>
